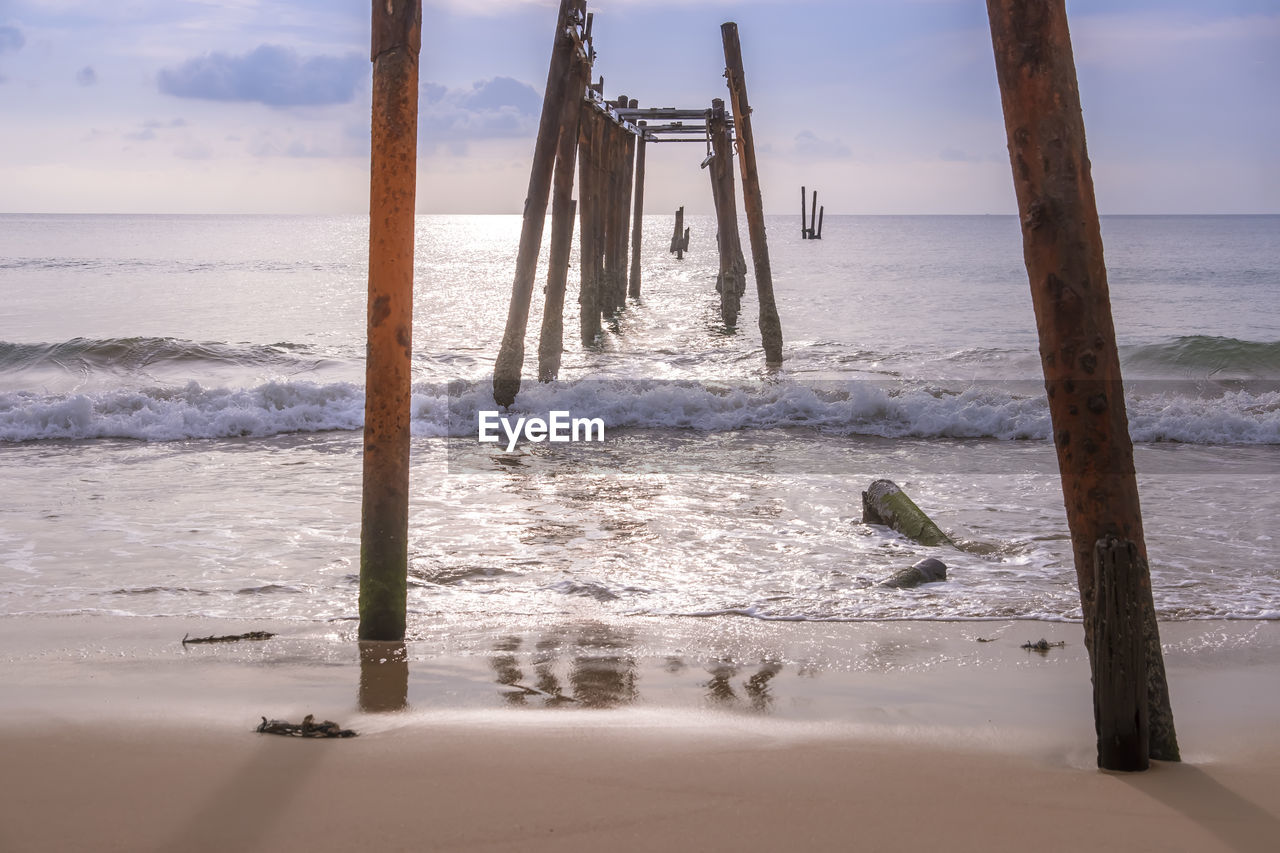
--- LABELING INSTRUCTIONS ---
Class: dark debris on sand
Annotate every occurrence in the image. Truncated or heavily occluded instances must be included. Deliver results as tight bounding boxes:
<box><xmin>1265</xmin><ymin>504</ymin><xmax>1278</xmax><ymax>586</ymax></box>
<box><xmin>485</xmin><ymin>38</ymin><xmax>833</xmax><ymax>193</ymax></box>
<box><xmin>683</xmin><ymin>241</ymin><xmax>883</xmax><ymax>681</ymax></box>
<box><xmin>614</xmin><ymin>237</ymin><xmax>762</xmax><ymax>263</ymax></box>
<box><xmin>182</xmin><ymin>631</ymin><xmax>276</xmax><ymax>645</ymax></box>
<box><xmin>256</xmin><ymin>714</ymin><xmax>357</xmax><ymax>738</ymax></box>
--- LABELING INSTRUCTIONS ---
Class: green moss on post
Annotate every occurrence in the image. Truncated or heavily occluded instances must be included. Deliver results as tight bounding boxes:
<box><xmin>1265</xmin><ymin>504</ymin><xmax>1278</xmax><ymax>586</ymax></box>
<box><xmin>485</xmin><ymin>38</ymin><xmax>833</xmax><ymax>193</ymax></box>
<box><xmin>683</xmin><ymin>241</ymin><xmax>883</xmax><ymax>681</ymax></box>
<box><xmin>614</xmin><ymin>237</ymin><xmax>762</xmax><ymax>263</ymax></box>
<box><xmin>861</xmin><ymin>479</ymin><xmax>953</xmax><ymax>547</ymax></box>
<box><xmin>359</xmin><ymin>541</ymin><xmax>407</xmax><ymax>641</ymax></box>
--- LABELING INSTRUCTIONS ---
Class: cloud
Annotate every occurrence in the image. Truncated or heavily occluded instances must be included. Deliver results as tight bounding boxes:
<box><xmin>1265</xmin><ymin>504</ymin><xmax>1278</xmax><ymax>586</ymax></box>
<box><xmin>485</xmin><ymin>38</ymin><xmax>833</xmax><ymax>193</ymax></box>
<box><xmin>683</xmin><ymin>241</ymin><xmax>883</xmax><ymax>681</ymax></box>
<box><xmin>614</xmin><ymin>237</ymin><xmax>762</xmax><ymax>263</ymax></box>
<box><xmin>419</xmin><ymin>76</ymin><xmax>542</xmax><ymax>145</ymax></box>
<box><xmin>792</xmin><ymin>130</ymin><xmax>851</xmax><ymax>160</ymax></box>
<box><xmin>1072</xmin><ymin>12</ymin><xmax>1280</xmax><ymax>71</ymax></box>
<box><xmin>157</xmin><ymin>44</ymin><xmax>365</xmax><ymax>107</ymax></box>
<box><xmin>939</xmin><ymin>147</ymin><xmax>980</xmax><ymax>163</ymax></box>
<box><xmin>75</xmin><ymin>66</ymin><xmax>97</xmax><ymax>86</ymax></box>
<box><xmin>0</xmin><ymin>25</ymin><xmax>23</xmax><ymax>55</ymax></box>
<box><xmin>124</xmin><ymin>118</ymin><xmax>187</xmax><ymax>141</ymax></box>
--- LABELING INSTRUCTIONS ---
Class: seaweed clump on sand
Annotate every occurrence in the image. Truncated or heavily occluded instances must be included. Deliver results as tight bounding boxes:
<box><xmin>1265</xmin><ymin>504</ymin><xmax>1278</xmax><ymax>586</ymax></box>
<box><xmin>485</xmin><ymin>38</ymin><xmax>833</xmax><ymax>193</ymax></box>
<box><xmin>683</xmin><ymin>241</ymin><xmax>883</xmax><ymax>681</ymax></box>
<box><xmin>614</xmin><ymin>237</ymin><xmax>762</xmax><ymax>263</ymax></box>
<box><xmin>256</xmin><ymin>714</ymin><xmax>357</xmax><ymax>738</ymax></box>
<box><xmin>1021</xmin><ymin>638</ymin><xmax>1066</xmax><ymax>654</ymax></box>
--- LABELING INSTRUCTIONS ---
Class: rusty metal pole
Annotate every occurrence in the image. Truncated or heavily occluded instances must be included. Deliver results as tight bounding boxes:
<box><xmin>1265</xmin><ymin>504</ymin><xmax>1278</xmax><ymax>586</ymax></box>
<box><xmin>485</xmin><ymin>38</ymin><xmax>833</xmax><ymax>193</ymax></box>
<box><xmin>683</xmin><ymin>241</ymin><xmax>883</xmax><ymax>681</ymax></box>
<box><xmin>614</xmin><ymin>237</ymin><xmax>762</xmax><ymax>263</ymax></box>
<box><xmin>538</xmin><ymin>51</ymin><xmax>590</xmax><ymax>383</ymax></box>
<box><xmin>628</xmin><ymin>119</ymin><xmax>647</xmax><ymax>299</ymax></box>
<box><xmin>493</xmin><ymin>0</ymin><xmax>580</xmax><ymax>408</ymax></box>
<box><xmin>987</xmin><ymin>0</ymin><xmax>1178</xmax><ymax>764</ymax></box>
<box><xmin>360</xmin><ymin>0</ymin><xmax>421</xmax><ymax>642</ymax></box>
<box><xmin>722</xmin><ymin>22</ymin><xmax>783</xmax><ymax>364</ymax></box>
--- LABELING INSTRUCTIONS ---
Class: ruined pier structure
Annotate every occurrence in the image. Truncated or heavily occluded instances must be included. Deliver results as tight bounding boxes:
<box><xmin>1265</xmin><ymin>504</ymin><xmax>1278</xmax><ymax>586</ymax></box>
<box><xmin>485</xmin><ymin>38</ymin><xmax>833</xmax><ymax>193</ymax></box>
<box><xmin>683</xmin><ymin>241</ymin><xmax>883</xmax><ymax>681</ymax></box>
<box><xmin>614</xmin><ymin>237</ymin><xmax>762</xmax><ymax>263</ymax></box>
<box><xmin>492</xmin><ymin>0</ymin><xmax>785</xmax><ymax>408</ymax></box>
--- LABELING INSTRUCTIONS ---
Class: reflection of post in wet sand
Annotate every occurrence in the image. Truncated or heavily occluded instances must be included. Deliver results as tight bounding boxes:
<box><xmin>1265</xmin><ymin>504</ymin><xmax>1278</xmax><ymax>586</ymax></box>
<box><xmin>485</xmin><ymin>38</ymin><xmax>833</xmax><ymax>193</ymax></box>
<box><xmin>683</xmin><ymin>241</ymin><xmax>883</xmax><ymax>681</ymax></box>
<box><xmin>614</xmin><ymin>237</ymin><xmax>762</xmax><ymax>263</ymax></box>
<box><xmin>569</xmin><ymin>624</ymin><xmax>637</xmax><ymax>708</ymax></box>
<box><xmin>705</xmin><ymin>659</ymin><xmax>783</xmax><ymax>713</ymax></box>
<box><xmin>744</xmin><ymin>661</ymin><xmax>782</xmax><ymax>712</ymax></box>
<box><xmin>705</xmin><ymin>660</ymin><xmax>739</xmax><ymax>704</ymax></box>
<box><xmin>488</xmin><ymin>624</ymin><xmax>638</xmax><ymax>708</ymax></box>
<box><xmin>358</xmin><ymin>641</ymin><xmax>409</xmax><ymax>712</ymax></box>
<box><xmin>533</xmin><ymin>634</ymin><xmax>570</xmax><ymax>704</ymax></box>
<box><xmin>489</xmin><ymin>636</ymin><xmax>531</xmax><ymax>707</ymax></box>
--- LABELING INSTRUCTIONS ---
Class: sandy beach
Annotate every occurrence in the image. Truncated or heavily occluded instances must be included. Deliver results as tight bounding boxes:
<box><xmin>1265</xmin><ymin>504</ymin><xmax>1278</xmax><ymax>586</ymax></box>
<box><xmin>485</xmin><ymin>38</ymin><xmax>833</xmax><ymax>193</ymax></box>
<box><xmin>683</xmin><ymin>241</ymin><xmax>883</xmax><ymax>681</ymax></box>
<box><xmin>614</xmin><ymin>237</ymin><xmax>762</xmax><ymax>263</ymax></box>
<box><xmin>3</xmin><ymin>615</ymin><xmax>1277</xmax><ymax>852</ymax></box>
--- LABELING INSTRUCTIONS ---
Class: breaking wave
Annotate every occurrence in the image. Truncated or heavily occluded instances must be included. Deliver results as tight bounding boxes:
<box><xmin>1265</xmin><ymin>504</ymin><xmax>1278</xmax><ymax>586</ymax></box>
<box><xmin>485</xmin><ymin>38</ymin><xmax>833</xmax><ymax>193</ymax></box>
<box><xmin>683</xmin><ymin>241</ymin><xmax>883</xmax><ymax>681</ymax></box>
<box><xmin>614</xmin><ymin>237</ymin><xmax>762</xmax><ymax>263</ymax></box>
<box><xmin>3</xmin><ymin>377</ymin><xmax>1277</xmax><ymax>445</ymax></box>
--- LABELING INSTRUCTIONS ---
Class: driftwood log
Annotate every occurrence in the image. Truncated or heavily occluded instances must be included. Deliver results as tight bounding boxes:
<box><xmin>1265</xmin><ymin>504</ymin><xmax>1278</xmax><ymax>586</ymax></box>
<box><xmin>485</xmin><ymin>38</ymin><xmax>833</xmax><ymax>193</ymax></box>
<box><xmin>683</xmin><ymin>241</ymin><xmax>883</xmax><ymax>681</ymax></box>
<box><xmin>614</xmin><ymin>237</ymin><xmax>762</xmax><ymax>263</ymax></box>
<box><xmin>879</xmin><ymin>557</ymin><xmax>947</xmax><ymax>589</ymax></box>
<box><xmin>861</xmin><ymin>479</ymin><xmax>953</xmax><ymax>547</ymax></box>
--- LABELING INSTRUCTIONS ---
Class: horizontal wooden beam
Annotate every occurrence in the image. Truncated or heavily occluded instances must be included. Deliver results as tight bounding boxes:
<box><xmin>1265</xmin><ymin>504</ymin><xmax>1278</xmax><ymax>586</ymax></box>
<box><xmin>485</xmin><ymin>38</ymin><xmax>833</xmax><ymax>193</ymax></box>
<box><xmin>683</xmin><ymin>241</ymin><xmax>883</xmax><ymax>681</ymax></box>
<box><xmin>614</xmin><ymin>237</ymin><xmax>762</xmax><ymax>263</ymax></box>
<box><xmin>615</xmin><ymin>108</ymin><xmax>709</xmax><ymax>121</ymax></box>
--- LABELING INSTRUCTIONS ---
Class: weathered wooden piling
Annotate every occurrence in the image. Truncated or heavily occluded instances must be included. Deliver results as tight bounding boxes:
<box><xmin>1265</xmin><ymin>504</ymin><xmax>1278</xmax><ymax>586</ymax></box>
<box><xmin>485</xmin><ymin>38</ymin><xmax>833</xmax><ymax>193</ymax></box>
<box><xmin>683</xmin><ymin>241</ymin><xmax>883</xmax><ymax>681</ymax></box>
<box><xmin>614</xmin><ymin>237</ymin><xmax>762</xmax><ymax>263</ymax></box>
<box><xmin>670</xmin><ymin>205</ymin><xmax>685</xmax><ymax>259</ymax></box>
<box><xmin>493</xmin><ymin>0</ymin><xmax>581</xmax><ymax>408</ymax></box>
<box><xmin>614</xmin><ymin>96</ymin><xmax>636</xmax><ymax>312</ymax></box>
<box><xmin>578</xmin><ymin>100</ymin><xmax>605</xmax><ymax>345</ymax></box>
<box><xmin>628</xmin><ymin>119</ymin><xmax>647</xmax><ymax>299</ymax></box>
<box><xmin>601</xmin><ymin>108</ymin><xmax>626</xmax><ymax>315</ymax></box>
<box><xmin>538</xmin><ymin>201</ymin><xmax>577</xmax><ymax>381</ymax></box>
<box><xmin>800</xmin><ymin>186</ymin><xmax>807</xmax><ymax>239</ymax></box>
<box><xmin>861</xmin><ymin>479</ymin><xmax>953</xmax><ymax>547</ymax></box>
<box><xmin>722</xmin><ymin>22</ymin><xmax>783</xmax><ymax>364</ymax></box>
<box><xmin>360</xmin><ymin>0</ymin><xmax>420</xmax><ymax>643</ymax></box>
<box><xmin>708</xmin><ymin>97</ymin><xmax>747</xmax><ymax>327</ymax></box>
<box><xmin>987</xmin><ymin>0</ymin><xmax>1178</xmax><ymax>764</ymax></box>
<box><xmin>815</xmin><ymin>205</ymin><xmax>824</xmax><ymax>240</ymax></box>
<box><xmin>1092</xmin><ymin>537</ymin><xmax>1150</xmax><ymax>771</ymax></box>
<box><xmin>809</xmin><ymin>190</ymin><xmax>818</xmax><ymax>239</ymax></box>
<box><xmin>537</xmin><ymin>47</ymin><xmax>590</xmax><ymax>383</ymax></box>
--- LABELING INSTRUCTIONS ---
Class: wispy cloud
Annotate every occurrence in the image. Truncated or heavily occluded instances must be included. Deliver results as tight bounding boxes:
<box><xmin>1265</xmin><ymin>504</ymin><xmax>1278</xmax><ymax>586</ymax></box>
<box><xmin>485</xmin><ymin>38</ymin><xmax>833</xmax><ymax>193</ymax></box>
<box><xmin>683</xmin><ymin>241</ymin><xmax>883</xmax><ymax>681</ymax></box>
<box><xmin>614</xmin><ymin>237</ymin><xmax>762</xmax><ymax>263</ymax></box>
<box><xmin>157</xmin><ymin>44</ymin><xmax>365</xmax><ymax>107</ymax></box>
<box><xmin>420</xmin><ymin>76</ymin><xmax>542</xmax><ymax>147</ymax></box>
<box><xmin>0</xmin><ymin>24</ymin><xmax>24</xmax><ymax>54</ymax></box>
<box><xmin>792</xmin><ymin>129</ymin><xmax>850</xmax><ymax>160</ymax></box>
<box><xmin>1072</xmin><ymin>12</ymin><xmax>1280</xmax><ymax>70</ymax></box>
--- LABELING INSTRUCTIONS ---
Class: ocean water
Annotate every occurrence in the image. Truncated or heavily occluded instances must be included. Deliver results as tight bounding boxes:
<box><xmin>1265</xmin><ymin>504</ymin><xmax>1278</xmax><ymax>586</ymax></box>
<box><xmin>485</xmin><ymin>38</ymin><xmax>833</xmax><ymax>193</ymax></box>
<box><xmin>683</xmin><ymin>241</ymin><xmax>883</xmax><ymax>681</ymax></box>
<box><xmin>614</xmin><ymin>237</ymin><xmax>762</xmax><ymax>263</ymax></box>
<box><xmin>1</xmin><ymin>213</ymin><xmax>1278</xmax><ymax>633</ymax></box>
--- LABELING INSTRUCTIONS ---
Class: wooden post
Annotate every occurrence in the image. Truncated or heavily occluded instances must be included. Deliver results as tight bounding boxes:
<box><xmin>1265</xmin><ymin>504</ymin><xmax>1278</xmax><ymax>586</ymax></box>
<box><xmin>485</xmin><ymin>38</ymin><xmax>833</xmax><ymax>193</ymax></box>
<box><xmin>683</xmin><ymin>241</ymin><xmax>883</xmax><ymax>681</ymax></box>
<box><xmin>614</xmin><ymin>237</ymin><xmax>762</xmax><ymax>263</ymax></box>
<box><xmin>708</xmin><ymin>97</ymin><xmax>746</xmax><ymax>327</ymax></box>
<box><xmin>671</xmin><ymin>205</ymin><xmax>685</xmax><ymax>259</ymax></box>
<box><xmin>614</xmin><ymin>97</ymin><xmax>635</xmax><ymax>312</ymax></box>
<box><xmin>987</xmin><ymin>0</ymin><xmax>1178</xmax><ymax>762</ymax></box>
<box><xmin>1092</xmin><ymin>538</ymin><xmax>1150</xmax><ymax>771</ymax></box>
<box><xmin>493</xmin><ymin>0</ymin><xmax>579</xmax><ymax>408</ymax></box>
<box><xmin>815</xmin><ymin>206</ymin><xmax>824</xmax><ymax>240</ymax></box>
<box><xmin>800</xmin><ymin>186</ymin><xmax>807</xmax><ymax>239</ymax></box>
<box><xmin>360</xmin><ymin>0</ymin><xmax>420</xmax><ymax>642</ymax></box>
<box><xmin>577</xmin><ymin>102</ymin><xmax>603</xmax><ymax>345</ymax></box>
<box><xmin>809</xmin><ymin>190</ymin><xmax>818</xmax><ymax>240</ymax></box>
<box><xmin>628</xmin><ymin>114</ymin><xmax>646</xmax><ymax>300</ymax></box>
<box><xmin>538</xmin><ymin>51</ymin><xmax>590</xmax><ymax>383</ymax></box>
<box><xmin>601</xmin><ymin>112</ymin><xmax>622</xmax><ymax>316</ymax></box>
<box><xmin>722</xmin><ymin>22</ymin><xmax>783</xmax><ymax>364</ymax></box>
<box><xmin>539</xmin><ymin>200</ymin><xmax>577</xmax><ymax>381</ymax></box>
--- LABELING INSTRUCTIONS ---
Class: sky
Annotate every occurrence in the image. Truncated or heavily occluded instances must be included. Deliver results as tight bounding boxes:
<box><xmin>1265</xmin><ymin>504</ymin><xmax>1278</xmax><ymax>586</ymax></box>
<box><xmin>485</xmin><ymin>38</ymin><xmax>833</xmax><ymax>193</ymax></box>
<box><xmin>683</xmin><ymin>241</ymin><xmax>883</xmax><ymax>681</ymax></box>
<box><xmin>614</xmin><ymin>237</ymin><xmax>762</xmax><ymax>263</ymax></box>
<box><xmin>0</xmin><ymin>0</ymin><xmax>1276</xmax><ymax>215</ymax></box>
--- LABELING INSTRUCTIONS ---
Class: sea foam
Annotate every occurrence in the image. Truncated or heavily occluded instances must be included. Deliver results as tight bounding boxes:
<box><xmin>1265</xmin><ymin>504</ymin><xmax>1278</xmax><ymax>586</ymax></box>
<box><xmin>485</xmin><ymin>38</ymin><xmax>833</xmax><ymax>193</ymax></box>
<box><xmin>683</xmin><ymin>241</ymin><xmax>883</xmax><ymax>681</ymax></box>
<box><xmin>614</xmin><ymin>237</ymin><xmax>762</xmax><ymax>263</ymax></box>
<box><xmin>2</xmin><ymin>378</ymin><xmax>1278</xmax><ymax>445</ymax></box>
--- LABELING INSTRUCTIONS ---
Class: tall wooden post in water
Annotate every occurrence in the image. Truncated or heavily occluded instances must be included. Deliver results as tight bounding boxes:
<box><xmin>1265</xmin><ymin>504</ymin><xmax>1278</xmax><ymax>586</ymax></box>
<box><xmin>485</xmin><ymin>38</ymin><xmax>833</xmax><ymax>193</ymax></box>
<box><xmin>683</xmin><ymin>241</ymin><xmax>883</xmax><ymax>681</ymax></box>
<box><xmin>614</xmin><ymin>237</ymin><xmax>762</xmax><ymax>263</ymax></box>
<box><xmin>494</xmin><ymin>0</ymin><xmax>581</xmax><ymax>408</ymax></box>
<box><xmin>578</xmin><ymin>101</ymin><xmax>605</xmax><ymax>345</ymax></box>
<box><xmin>538</xmin><ymin>46</ymin><xmax>591</xmax><ymax>383</ymax></box>
<box><xmin>987</xmin><ymin>0</ymin><xmax>1178</xmax><ymax>766</ymax></box>
<box><xmin>708</xmin><ymin>97</ymin><xmax>747</xmax><ymax>327</ymax></box>
<box><xmin>360</xmin><ymin>0</ymin><xmax>421</xmax><ymax>642</ymax></box>
<box><xmin>722</xmin><ymin>22</ymin><xmax>783</xmax><ymax>364</ymax></box>
<box><xmin>628</xmin><ymin>117</ymin><xmax>647</xmax><ymax>299</ymax></box>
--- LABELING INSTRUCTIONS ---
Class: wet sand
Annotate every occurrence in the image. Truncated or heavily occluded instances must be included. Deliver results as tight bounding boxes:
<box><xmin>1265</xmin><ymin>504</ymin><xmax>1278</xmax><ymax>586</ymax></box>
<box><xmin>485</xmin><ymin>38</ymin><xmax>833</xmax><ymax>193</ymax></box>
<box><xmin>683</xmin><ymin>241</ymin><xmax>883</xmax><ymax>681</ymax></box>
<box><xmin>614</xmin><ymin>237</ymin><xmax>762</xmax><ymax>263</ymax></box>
<box><xmin>2</xmin><ymin>615</ymin><xmax>1278</xmax><ymax>852</ymax></box>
